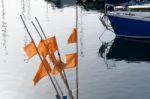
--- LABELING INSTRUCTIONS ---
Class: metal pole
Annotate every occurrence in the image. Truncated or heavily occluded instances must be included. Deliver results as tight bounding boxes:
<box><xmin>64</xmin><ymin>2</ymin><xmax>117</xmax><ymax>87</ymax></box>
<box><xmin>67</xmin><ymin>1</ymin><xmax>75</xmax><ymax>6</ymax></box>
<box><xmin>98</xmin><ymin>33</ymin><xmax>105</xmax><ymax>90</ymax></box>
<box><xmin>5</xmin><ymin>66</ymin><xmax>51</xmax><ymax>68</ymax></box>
<box><xmin>75</xmin><ymin>4</ymin><xmax>79</xmax><ymax>99</ymax></box>
<box><xmin>20</xmin><ymin>15</ymin><xmax>62</xmax><ymax>99</ymax></box>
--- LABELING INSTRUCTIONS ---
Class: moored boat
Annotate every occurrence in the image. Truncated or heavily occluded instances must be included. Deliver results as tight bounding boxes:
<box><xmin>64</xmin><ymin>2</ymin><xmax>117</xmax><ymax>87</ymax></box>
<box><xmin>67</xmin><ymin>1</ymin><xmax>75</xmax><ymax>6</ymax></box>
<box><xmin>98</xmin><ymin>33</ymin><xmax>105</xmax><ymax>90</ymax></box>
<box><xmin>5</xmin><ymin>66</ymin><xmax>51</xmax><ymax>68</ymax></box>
<box><xmin>107</xmin><ymin>11</ymin><xmax>150</xmax><ymax>39</ymax></box>
<box><xmin>99</xmin><ymin>0</ymin><xmax>150</xmax><ymax>39</ymax></box>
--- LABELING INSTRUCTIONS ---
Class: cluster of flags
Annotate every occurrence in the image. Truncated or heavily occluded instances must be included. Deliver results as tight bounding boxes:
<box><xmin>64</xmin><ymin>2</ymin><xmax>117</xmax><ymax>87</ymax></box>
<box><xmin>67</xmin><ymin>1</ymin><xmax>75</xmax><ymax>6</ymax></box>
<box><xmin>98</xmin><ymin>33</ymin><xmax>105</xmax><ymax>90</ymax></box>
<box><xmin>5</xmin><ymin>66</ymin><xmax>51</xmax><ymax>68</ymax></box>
<box><xmin>24</xmin><ymin>28</ymin><xmax>78</xmax><ymax>86</ymax></box>
<box><xmin>20</xmin><ymin>15</ymin><xmax>79</xmax><ymax>99</ymax></box>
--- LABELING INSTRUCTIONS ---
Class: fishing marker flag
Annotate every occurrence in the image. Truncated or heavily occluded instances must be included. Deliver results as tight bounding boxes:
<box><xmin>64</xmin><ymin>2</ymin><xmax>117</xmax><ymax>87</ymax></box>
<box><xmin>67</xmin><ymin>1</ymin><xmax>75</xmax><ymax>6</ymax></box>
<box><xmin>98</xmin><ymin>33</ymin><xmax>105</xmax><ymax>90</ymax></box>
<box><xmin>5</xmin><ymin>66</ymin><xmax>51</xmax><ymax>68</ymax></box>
<box><xmin>37</xmin><ymin>36</ymin><xmax>58</xmax><ymax>62</ymax></box>
<box><xmin>68</xmin><ymin>28</ymin><xmax>77</xmax><ymax>44</ymax></box>
<box><xmin>24</xmin><ymin>41</ymin><xmax>37</xmax><ymax>59</ymax></box>
<box><xmin>52</xmin><ymin>58</ymin><xmax>65</xmax><ymax>76</ymax></box>
<box><xmin>65</xmin><ymin>53</ymin><xmax>77</xmax><ymax>69</ymax></box>
<box><xmin>32</xmin><ymin>58</ymin><xmax>51</xmax><ymax>86</ymax></box>
<box><xmin>38</xmin><ymin>40</ymin><xmax>49</xmax><ymax>58</ymax></box>
<box><xmin>45</xmin><ymin>36</ymin><xmax>59</xmax><ymax>64</ymax></box>
<box><xmin>48</xmin><ymin>52</ymin><xmax>57</xmax><ymax>64</ymax></box>
<box><xmin>46</xmin><ymin>36</ymin><xmax>58</xmax><ymax>53</ymax></box>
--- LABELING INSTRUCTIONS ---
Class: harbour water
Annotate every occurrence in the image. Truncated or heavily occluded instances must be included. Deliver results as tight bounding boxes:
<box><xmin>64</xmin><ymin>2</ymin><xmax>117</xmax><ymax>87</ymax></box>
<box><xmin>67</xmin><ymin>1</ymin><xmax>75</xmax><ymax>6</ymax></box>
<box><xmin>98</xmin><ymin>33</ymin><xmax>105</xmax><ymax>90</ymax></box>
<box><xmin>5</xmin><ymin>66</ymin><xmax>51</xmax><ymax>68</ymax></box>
<box><xmin>0</xmin><ymin>0</ymin><xmax>150</xmax><ymax>99</ymax></box>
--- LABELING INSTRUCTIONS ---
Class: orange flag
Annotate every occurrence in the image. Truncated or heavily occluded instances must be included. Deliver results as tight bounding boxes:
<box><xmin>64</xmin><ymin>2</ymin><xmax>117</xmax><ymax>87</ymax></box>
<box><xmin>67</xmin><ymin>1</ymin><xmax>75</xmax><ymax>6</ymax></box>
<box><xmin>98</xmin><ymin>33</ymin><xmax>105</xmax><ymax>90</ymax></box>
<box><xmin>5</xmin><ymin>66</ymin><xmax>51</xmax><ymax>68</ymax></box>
<box><xmin>46</xmin><ymin>36</ymin><xmax>58</xmax><ymax>54</ymax></box>
<box><xmin>52</xmin><ymin>58</ymin><xmax>65</xmax><ymax>76</ymax></box>
<box><xmin>48</xmin><ymin>52</ymin><xmax>57</xmax><ymax>64</ymax></box>
<box><xmin>65</xmin><ymin>53</ymin><xmax>77</xmax><ymax>69</ymax></box>
<box><xmin>68</xmin><ymin>28</ymin><xmax>77</xmax><ymax>44</ymax></box>
<box><xmin>38</xmin><ymin>40</ymin><xmax>48</xmax><ymax>58</ymax></box>
<box><xmin>32</xmin><ymin>58</ymin><xmax>51</xmax><ymax>86</ymax></box>
<box><xmin>24</xmin><ymin>41</ymin><xmax>37</xmax><ymax>59</ymax></box>
<box><xmin>45</xmin><ymin>36</ymin><xmax>59</xmax><ymax>64</ymax></box>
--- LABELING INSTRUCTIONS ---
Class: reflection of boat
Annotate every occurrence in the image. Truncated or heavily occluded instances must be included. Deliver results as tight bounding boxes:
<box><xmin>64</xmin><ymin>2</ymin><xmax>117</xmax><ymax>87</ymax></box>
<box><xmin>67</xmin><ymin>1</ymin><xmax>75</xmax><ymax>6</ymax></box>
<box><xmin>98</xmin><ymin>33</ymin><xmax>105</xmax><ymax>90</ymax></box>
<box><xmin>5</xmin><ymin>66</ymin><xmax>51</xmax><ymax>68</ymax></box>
<box><xmin>45</xmin><ymin>0</ymin><xmax>63</xmax><ymax>8</ymax></box>
<box><xmin>45</xmin><ymin>0</ymin><xmax>105</xmax><ymax>10</ymax></box>
<box><xmin>105</xmin><ymin>37</ymin><xmax>150</xmax><ymax>62</ymax></box>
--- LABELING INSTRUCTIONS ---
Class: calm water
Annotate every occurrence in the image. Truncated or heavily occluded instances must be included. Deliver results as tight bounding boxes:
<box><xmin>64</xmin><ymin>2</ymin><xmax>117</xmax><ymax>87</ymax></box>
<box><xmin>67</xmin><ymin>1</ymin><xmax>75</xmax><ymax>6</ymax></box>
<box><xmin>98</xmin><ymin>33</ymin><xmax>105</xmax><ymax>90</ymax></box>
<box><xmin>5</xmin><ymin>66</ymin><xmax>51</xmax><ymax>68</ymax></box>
<box><xmin>0</xmin><ymin>0</ymin><xmax>150</xmax><ymax>99</ymax></box>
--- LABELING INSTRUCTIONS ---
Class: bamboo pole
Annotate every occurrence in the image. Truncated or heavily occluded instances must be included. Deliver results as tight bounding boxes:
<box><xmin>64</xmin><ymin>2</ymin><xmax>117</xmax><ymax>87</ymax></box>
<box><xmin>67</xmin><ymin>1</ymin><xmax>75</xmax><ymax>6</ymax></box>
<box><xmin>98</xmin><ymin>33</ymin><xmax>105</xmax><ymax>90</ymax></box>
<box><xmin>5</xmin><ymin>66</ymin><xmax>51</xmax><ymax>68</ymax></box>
<box><xmin>31</xmin><ymin>20</ymin><xmax>74</xmax><ymax>99</ymax></box>
<box><xmin>20</xmin><ymin>15</ymin><xmax>62</xmax><ymax>99</ymax></box>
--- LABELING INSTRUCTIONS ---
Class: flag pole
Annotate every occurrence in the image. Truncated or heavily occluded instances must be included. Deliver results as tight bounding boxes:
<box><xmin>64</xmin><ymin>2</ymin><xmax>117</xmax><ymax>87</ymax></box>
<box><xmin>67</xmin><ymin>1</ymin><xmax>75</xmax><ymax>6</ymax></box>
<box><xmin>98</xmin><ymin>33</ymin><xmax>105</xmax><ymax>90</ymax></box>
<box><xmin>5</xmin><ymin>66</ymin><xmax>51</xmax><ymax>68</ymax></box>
<box><xmin>33</xmin><ymin>18</ymin><xmax>68</xmax><ymax>84</ymax></box>
<box><xmin>31</xmin><ymin>21</ymin><xmax>64</xmax><ymax>96</ymax></box>
<box><xmin>54</xmin><ymin>77</ymin><xmax>64</xmax><ymax>96</ymax></box>
<box><xmin>75</xmin><ymin>3</ymin><xmax>79</xmax><ymax>99</ymax></box>
<box><xmin>20</xmin><ymin>15</ymin><xmax>62</xmax><ymax>99</ymax></box>
<box><xmin>31</xmin><ymin>20</ymin><xmax>74</xmax><ymax>99</ymax></box>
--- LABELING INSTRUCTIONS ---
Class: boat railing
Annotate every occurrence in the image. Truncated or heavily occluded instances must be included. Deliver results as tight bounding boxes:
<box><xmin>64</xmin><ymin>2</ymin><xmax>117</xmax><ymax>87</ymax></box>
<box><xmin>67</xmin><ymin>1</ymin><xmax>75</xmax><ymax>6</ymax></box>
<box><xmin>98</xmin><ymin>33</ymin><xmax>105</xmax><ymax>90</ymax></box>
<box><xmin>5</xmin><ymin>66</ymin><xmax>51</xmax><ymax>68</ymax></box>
<box><xmin>104</xmin><ymin>4</ymin><xmax>115</xmax><ymax>15</ymax></box>
<box><xmin>99</xmin><ymin>4</ymin><xmax>114</xmax><ymax>30</ymax></box>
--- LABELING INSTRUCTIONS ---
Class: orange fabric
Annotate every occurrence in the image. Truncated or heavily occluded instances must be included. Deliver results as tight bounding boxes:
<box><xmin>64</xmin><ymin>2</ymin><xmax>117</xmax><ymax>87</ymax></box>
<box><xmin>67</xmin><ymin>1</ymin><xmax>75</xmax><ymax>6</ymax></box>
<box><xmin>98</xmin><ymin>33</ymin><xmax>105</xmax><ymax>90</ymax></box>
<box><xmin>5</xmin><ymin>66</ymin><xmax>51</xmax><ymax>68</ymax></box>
<box><xmin>48</xmin><ymin>52</ymin><xmax>57</xmax><ymax>64</ymax></box>
<box><xmin>33</xmin><ymin>58</ymin><xmax>51</xmax><ymax>86</ymax></box>
<box><xmin>68</xmin><ymin>28</ymin><xmax>77</xmax><ymax>44</ymax></box>
<box><xmin>46</xmin><ymin>36</ymin><xmax>58</xmax><ymax>53</ymax></box>
<box><xmin>24</xmin><ymin>41</ymin><xmax>37</xmax><ymax>59</ymax></box>
<box><xmin>38</xmin><ymin>40</ymin><xmax>48</xmax><ymax>58</ymax></box>
<box><xmin>65</xmin><ymin>53</ymin><xmax>77</xmax><ymax>69</ymax></box>
<box><xmin>38</xmin><ymin>36</ymin><xmax>59</xmax><ymax>64</ymax></box>
<box><xmin>52</xmin><ymin>58</ymin><xmax>65</xmax><ymax>76</ymax></box>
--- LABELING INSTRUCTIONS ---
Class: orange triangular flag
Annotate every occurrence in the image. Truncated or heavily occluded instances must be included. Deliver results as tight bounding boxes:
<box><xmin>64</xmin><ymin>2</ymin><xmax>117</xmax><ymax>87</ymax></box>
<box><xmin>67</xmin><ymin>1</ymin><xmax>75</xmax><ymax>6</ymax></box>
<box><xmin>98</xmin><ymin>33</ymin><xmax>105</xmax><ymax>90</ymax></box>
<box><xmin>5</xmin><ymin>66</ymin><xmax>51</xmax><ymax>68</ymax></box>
<box><xmin>46</xmin><ymin>36</ymin><xmax>58</xmax><ymax>54</ymax></box>
<box><xmin>65</xmin><ymin>53</ymin><xmax>77</xmax><ymax>69</ymax></box>
<box><xmin>32</xmin><ymin>58</ymin><xmax>51</xmax><ymax>86</ymax></box>
<box><xmin>24</xmin><ymin>41</ymin><xmax>37</xmax><ymax>59</ymax></box>
<box><xmin>68</xmin><ymin>28</ymin><xmax>77</xmax><ymax>44</ymax></box>
<box><xmin>52</xmin><ymin>58</ymin><xmax>65</xmax><ymax>76</ymax></box>
<box><xmin>38</xmin><ymin>40</ymin><xmax>48</xmax><ymax>58</ymax></box>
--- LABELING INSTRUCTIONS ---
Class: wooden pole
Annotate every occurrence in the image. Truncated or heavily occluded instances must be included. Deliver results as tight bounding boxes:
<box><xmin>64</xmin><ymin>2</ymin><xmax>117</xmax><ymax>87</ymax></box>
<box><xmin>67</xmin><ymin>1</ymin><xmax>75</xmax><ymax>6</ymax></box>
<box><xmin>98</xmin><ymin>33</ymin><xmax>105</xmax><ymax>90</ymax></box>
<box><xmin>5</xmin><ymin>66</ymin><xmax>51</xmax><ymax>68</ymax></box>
<box><xmin>31</xmin><ymin>21</ymin><xmax>64</xmax><ymax>96</ymax></box>
<box><xmin>31</xmin><ymin>20</ymin><xmax>74</xmax><ymax>99</ymax></box>
<box><xmin>54</xmin><ymin>77</ymin><xmax>64</xmax><ymax>96</ymax></box>
<box><xmin>20</xmin><ymin>15</ymin><xmax>62</xmax><ymax>99</ymax></box>
<box><xmin>34</xmin><ymin>17</ymin><xmax>74</xmax><ymax>99</ymax></box>
<box><xmin>76</xmin><ymin>4</ymin><xmax>79</xmax><ymax>99</ymax></box>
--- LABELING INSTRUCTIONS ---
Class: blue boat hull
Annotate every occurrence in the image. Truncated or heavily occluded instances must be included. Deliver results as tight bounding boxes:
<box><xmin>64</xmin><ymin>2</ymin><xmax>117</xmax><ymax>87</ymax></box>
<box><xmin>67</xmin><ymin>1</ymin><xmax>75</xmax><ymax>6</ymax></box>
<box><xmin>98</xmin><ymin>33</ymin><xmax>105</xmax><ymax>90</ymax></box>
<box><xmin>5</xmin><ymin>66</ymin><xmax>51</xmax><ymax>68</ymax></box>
<box><xmin>108</xmin><ymin>14</ymin><xmax>150</xmax><ymax>39</ymax></box>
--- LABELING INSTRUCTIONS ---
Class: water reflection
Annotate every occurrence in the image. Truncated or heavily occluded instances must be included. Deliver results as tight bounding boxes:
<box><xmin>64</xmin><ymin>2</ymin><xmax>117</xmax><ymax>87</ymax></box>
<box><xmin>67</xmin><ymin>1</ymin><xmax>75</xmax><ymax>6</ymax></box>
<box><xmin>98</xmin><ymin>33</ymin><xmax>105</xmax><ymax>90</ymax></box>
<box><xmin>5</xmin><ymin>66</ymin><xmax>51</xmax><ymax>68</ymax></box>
<box><xmin>46</xmin><ymin>3</ymin><xmax>50</xmax><ymax>22</ymax></box>
<box><xmin>21</xmin><ymin>0</ymin><xmax>25</xmax><ymax>19</ymax></box>
<box><xmin>27</xmin><ymin>0</ymin><xmax>31</xmax><ymax>20</ymax></box>
<box><xmin>21</xmin><ymin>0</ymin><xmax>31</xmax><ymax>20</ymax></box>
<box><xmin>21</xmin><ymin>0</ymin><xmax>31</xmax><ymax>47</ymax></box>
<box><xmin>45</xmin><ymin>0</ymin><xmax>104</xmax><ymax>10</ymax></box>
<box><xmin>1</xmin><ymin>0</ymin><xmax>8</xmax><ymax>56</ymax></box>
<box><xmin>79</xmin><ymin>8</ymin><xmax>84</xmax><ymax>57</ymax></box>
<box><xmin>99</xmin><ymin>37</ymin><xmax>150</xmax><ymax>64</ymax></box>
<box><xmin>98</xmin><ymin>41</ymin><xmax>116</xmax><ymax>69</ymax></box>
<box><xmin>21</xmin><ymin>0</ymin><xmax>31</xmax><ymax>62</ymax></box>
<box><xmin>83</xmin><ymin>0</ymin><xmax>104</xmax><ymax>11</ymax></box>
<box><xmin>45</xmin><ymin>0</ymin><xmax>73</xmax><ymax>8</ymax></box>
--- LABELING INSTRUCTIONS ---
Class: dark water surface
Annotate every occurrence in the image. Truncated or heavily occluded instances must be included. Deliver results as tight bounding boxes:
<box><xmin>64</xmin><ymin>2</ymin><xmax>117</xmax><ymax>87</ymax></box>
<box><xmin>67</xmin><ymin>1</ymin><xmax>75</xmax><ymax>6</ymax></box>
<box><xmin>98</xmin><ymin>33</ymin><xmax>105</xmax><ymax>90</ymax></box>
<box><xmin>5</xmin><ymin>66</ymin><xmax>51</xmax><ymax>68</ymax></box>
<box><xmin>0</xmin><ymin>0</ymin><xmax>150</xmax><ymax>99</ymax></box>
